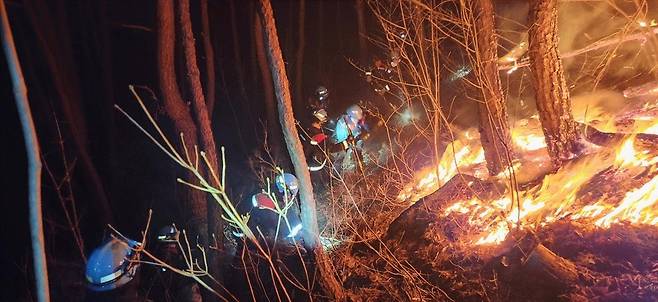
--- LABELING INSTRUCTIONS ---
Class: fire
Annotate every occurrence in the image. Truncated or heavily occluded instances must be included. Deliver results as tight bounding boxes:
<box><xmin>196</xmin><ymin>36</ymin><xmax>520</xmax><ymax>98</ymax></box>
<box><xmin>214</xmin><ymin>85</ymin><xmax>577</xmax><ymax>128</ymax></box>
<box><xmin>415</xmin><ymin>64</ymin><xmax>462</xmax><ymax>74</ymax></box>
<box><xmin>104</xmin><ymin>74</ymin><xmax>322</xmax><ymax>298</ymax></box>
<box><xmin>644</xmin><ymin>123</ymin><xmax>658</xmax><ymax>135</ymax></box>
<box><xmin>400</xmin><ymin>118</ymin><xmax>658</xmax><ymax>246</ymax></box>
<box><xmin>511</xmin><ymin>117</ymin><xmax>547</xmax><ymax>151</ymax></box>
<box><xmin>397</xmin><ymin>131</ymin><xmax>485</xmax><ymax>202</ymax></box>
<box><xmin>595</xmin><ymin>174</ymin><xmax>658</xmax><ymax>227</ymax></box>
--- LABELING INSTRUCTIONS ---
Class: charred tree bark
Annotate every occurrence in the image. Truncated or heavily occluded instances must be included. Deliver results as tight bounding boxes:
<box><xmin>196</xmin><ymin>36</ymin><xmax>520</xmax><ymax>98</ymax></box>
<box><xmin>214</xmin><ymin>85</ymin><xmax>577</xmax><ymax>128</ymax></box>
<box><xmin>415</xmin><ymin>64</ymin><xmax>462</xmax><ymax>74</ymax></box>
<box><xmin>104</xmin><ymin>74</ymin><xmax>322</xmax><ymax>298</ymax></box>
<box><xmin>200</xmin><ymin>0</ymin><xmax>216</xmax><ymax>116</ymax></box>
<box><xmin>255</xmin><ymin>13</ymin><xmax>282</xmax><ymax>156</ymax></box>
<box><xmin>177</xmin><ymin>0</ymin><xmax>223</xmax><ymax>295</ymax></box>
<box><xmin>528</xmin><ymin>0</ymin><xmax>582</xmax><ymax>169</ymax></box>
<box><xmin>1</xmin><ymin>1</ymin><xmax>50</xmax><ymax>300</ymax></box>
<box><xmin>257</xmin><ymin>0</ymin><xmax>345</xmax><ymax>299</ymax></box>
<box><xmin>156</xmin><ymin>0</ymin><xmax>208</xmax><ymax>251</ymax></box>
<box><xmin>473</xmin><ymin>0</ymin><xmax>512</xmax><ymax>175</ymax></box>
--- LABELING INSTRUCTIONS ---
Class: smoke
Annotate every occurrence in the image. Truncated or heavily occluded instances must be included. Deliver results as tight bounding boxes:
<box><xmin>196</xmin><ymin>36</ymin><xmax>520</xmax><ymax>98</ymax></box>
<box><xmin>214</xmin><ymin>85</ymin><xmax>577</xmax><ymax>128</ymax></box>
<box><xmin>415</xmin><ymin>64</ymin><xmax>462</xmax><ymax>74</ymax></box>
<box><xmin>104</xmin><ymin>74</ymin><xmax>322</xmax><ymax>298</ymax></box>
<box><xmin>487</xmin><ymin>1</ymin><xmax>657</xmax><ymax>125</ymax></box>
<box><xmin>495</xmin><ymin>1</ymin><xmax>656</xmax><ymax>88</ymax></box>
<box><xmin>570</xmin><ymin>89</ymin><xmax>627</xmax><ymax>124</ymax></box>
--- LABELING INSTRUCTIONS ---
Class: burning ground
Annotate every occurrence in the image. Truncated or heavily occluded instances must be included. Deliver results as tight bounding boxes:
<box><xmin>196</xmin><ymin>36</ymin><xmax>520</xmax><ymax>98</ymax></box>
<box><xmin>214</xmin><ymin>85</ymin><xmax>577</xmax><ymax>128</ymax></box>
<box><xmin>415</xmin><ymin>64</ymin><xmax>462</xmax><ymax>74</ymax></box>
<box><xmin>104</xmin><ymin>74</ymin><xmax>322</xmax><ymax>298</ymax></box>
<box><xmin>327</xmin><ymin>94</ymin><xmax>658</xmax><ymax>301</ymax></box>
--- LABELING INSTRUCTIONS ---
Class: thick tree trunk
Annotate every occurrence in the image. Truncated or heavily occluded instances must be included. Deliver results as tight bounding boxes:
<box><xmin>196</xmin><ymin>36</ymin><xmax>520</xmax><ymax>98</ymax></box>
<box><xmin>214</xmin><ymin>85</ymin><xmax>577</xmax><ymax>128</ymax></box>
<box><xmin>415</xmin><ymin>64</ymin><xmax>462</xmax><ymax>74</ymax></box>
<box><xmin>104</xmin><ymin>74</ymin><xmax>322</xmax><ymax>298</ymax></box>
<box><xmin>200</xmin><ymin>0</ymin><xmax>216</xmax><ymax>116</ymax></box>
<box><xmin>257</xmin><ymin>0</ymin><xmax>345</xmax><ymax>299</ymax></box>
<box><xmin>254</xmin><ymin>13</ymin><xmax>282</xmax><ymax>156</ymax></box>
<box><xmin>177</xmin><ymin>0</ymin><xmax>224</xmax><ymax>297</ymax></box>
<box><xmin>356</xmin><ymin>0</ymin><xmax>367</xmax><ymax>63</ymax></box>
<box><xmin>473</xmin><ymin>0</ymin><xmax>512</xmax><ymax>175</ymax></box>
<box><xmin>156</xmin><ymin>0</ymin><xmax>208</xmax><ymax>250</ymax></box>
<box><xmin>1</xmin><ymin>2</ymin><xmax>50</xmax><ymax>300</ymax></box>
<box><xmin>528</xmin><ymin>0</ymin><xmax>582</xmax><ymax>169</ymax></box>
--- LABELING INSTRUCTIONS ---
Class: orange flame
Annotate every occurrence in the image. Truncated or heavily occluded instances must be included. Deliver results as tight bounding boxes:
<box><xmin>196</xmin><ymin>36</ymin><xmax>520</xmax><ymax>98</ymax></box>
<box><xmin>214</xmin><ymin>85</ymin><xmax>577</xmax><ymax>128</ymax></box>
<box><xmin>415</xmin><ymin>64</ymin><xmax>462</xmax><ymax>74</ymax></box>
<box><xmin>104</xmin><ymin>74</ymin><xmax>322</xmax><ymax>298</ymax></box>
<box><xmin>400</xmin><ymin>115</ymin><xmax>658</xmax><ymax>246</ymax></box>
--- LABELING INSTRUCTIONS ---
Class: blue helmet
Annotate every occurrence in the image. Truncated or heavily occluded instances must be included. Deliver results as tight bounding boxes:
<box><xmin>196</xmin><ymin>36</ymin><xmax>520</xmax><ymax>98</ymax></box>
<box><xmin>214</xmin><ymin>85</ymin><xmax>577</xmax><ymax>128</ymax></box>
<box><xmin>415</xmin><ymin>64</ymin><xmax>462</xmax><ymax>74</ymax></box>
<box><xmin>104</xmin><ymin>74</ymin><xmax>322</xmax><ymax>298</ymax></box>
<box><xmin>85</xmin><ymin>236</ymin><xmax>141</xmax><ymax>291</ymax></box>
<box><xmin>275</xmin><ymin>173</ymin><xmax>299</xmax><ymax>197</ymax></box>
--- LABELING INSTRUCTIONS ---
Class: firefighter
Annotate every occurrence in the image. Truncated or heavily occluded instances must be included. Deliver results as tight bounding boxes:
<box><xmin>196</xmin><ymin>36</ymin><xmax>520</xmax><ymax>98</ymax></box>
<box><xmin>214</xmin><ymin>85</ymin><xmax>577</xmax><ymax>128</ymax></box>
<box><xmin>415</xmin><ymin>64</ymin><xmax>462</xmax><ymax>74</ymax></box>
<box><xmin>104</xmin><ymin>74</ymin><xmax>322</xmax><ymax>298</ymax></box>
<box><xmin>239</xmin><ymin>173</ymin><xmax>303</xmax><ymax>242</ymax></box>
<box><xmin>304</xmin><ymin>86</ymin><xmax>332</xmax><ymax>171</ymax></box>
<box><xmin>333</xmin><ymin>104</ymin><xmax>369</xmax><ymax>149</ymax></box>
<box><xmin>84</xmin><ymin>236</ymin><xmax>142</xmax><ymax>301</ymax></box>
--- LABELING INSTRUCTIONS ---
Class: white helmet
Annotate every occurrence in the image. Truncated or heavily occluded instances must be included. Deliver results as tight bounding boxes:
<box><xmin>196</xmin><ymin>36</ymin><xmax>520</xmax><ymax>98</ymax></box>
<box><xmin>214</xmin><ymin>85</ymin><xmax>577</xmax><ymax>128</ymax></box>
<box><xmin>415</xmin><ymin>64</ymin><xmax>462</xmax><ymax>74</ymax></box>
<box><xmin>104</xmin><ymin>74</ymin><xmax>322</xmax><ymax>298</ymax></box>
<box><xmin>315</xmin><ymin>86</ymin><xmax>329</xmax><ymax>101</ymax></box>
<box><xmin>346</xmin><ymin>104</ymin><xmax>363</xmax><ymax>121</ymax></box>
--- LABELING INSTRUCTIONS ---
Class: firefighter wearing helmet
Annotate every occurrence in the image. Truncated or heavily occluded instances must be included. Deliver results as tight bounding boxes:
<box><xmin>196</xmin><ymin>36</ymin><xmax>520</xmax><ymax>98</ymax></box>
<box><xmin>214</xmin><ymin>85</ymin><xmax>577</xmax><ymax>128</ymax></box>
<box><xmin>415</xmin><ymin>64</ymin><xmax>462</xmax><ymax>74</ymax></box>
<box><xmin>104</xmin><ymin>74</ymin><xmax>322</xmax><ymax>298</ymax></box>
<box><xmin>240</xmin><ymin>173</ymin><xmax>303</xmax><ymax>241</ymax></box>
<box><xmin>333</xmin><ymin>104</ymin><xmax>368</xmax><ymax>148</ymax></box>
<box><xmin>86</xmin><ymin>236</ymin><xmax>141</xmax><ymax>292</ymax></box>
<box><xmin>84</xmin><ymin>236</ymin><xmax>142</xmax><ymax>301</ymax></box>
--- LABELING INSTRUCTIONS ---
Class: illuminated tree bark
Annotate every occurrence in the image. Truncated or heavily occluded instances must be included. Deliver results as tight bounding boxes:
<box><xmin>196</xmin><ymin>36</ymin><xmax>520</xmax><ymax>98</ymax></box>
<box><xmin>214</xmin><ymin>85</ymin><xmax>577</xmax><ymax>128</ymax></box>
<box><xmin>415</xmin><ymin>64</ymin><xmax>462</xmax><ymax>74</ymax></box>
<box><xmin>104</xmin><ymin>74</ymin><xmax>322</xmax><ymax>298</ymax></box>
<box><xmin>257</xmin><ymin>0</ymin><xmax>345</xmax><ymax>299</ymax></box>
<box><xmin>178</xmin><ymin>0</ymin><xmax>223</xmax><ymax>296</ymax></box>
<box><xmin>473</xmin><ymin>0</ymin><xmax>512</xmax><ymax>175</ymax></box>
<box><xmin>1</xmin><ymin>1</ymin><xmax>50</xmax><ymax>300</ymax></box>
<box><xmin>528</xmin><ymin>0</ymin><xmax>582</xmax><ymax>168</ymax></box>
<box><xmin>156</xmin><ymin>0</ymin><xmax>208</xmax><ymax>249</ymax></box>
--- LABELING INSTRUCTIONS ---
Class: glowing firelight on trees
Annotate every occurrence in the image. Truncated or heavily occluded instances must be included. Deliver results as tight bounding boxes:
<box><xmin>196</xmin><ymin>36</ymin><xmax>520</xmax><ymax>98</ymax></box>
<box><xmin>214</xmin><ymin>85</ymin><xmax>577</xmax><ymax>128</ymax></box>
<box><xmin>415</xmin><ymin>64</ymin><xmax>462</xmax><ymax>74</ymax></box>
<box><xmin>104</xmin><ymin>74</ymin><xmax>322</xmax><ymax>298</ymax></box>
<box><xmin>399</xmin><ymin>110</ymin><xmax>658</xmax><ymax>246</ymax></box>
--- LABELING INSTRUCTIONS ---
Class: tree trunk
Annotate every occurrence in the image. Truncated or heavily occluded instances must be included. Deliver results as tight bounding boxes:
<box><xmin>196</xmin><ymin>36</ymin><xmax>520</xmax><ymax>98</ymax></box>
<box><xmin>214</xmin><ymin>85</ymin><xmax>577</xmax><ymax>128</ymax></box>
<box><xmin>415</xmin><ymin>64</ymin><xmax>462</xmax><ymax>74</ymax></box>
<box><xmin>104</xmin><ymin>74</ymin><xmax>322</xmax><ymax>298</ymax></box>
<box><xmin>177</xmin><ymin>0</ymin><xmax>223</xmax><ymax>297</ymax></box>
<box><xmin>24</xmin><ymin>0</ymin><xmax>114</xmax><ymax>226</ymax></box>
<box><xmin>228</xmin><ymin>0</ymin><xmax>247</xmax><ymax>101</ymax></box>
<box><xmin>156</xmin><ymin>0</ymin><xmax>208</xmax><ymax>251</ymax></box>
<box><xmin>356</xmin><ymin>0</ymin><xmax>367</xmax><ymax>63</ymax></box>
<box><xmin>528</xmin><ymin>0</ymin><xmax>582</xmax><ymax>169</ymax></box>
<box><xmin>254</xmin><ymin>13</ymin><xmax>282</xmax><ymax>156</ymax></box>
<box><xmin>256</xmin><ymin>0</ymin><xmax>345</xmax><ymax>299</ymax></box>
<box><xmin>294</xmin><ymin>0</ymin><xmax>305</xmax><ymax>108</ymax></box>
<box><xmin>1</xmin><ymin>1</ymin><xmax>50</xmax><ymax>300</ymax></box>
<box><xmin>200</xmin><ymin>0</ymin><xmax>216</xmax><ymax>116</ymax></box>
<box><xmin>473</xmin><ymin>0</ymin><xmax>512</xmax><ymax>175</ymax></box>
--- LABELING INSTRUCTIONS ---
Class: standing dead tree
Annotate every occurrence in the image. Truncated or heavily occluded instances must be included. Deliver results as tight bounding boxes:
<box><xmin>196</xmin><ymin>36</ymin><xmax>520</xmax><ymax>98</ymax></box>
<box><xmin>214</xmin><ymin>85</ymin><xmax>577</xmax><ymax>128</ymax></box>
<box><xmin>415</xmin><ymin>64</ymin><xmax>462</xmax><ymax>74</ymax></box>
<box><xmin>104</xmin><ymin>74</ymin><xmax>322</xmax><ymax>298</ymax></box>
<box><xmin>465</xmin><ymin>0</ymin><xmax>513</xmax><ymax>176</ymax></box>
<box><xmin>257</xmin><ymin>0</ymin><xmax>345</xmax><ymax>299</ymax></box>
<box><xmin>1</xmin><ymin>0</ymin><xmax>50</xmax><ymax>300</ymax></box>
<box><xmin>528</xmin><ymin>0</ymin><xmax>583</xmax><ymax>169</ymax></box>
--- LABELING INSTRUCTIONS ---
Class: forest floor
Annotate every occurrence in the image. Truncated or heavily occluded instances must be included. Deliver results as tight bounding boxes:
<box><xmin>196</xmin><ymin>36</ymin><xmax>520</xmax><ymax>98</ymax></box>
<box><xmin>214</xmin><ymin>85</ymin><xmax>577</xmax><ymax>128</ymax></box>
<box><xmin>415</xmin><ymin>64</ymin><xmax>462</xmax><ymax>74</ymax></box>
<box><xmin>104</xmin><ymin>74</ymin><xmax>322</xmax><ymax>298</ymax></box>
<box><xmin>318</xmin><ymin>98</ymin><xmax>658</xmax><ymax>301</ymax></box>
